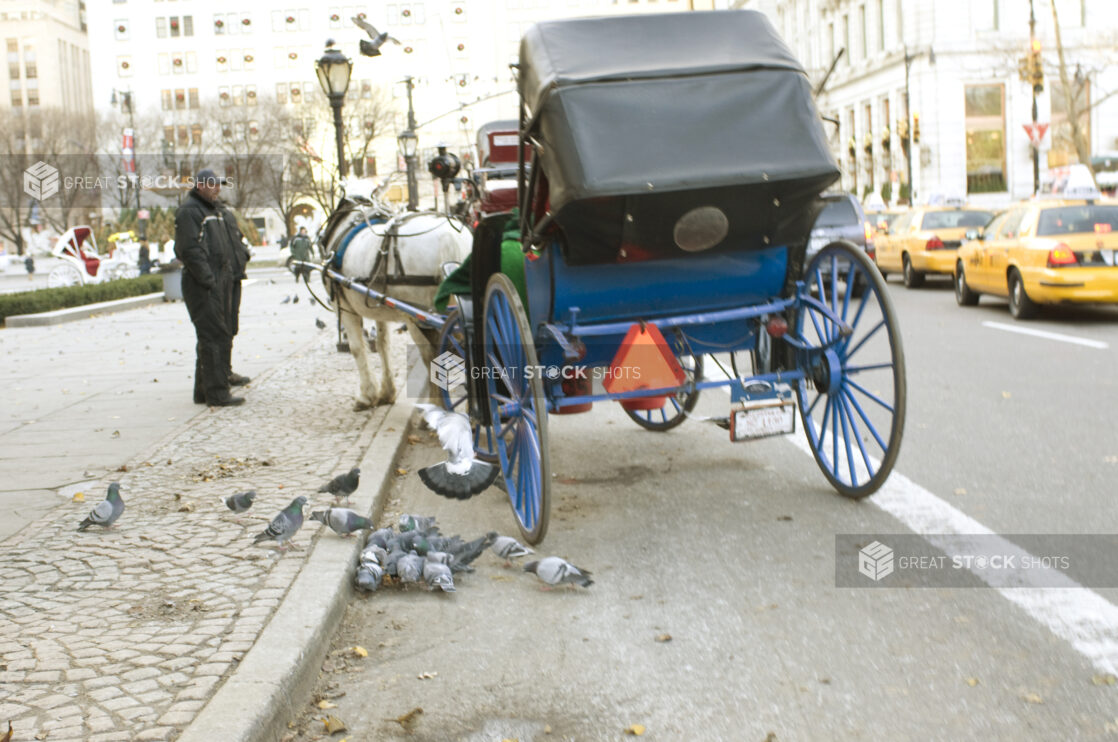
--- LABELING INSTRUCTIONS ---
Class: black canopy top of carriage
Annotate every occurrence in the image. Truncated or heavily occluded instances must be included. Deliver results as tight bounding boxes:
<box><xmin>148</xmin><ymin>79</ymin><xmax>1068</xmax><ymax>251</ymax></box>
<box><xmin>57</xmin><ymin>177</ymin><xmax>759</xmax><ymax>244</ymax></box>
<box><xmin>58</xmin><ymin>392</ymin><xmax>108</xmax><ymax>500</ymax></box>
<box><xmin>516</xmin><ymin>10</ymin><xmax>840</xmax><ymax>263</ymax></box>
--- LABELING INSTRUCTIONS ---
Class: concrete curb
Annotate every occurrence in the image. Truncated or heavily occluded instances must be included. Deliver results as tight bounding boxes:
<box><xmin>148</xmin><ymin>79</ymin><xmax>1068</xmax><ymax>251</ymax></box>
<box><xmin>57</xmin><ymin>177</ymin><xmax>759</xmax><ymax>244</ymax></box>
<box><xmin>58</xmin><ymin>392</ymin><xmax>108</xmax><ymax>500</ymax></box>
<box><xmin>176</xmin><ymin>398</ymin><xmax>417</xmax><ymax>742</ymax></box>
<box><xmin>4</xmin><ymin>292</ymin><xmax>166</xmax><ymax>327</ymax></box>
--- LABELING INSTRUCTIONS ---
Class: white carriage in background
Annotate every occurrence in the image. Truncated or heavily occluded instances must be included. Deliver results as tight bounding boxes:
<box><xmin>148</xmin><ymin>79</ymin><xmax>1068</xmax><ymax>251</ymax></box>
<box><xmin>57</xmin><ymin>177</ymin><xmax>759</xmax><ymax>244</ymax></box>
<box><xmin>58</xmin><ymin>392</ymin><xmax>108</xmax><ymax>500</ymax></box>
<box><xmin>47</xmin><ymin>226</ymin><xmax>140</xmax><ymax>288</ymax></box>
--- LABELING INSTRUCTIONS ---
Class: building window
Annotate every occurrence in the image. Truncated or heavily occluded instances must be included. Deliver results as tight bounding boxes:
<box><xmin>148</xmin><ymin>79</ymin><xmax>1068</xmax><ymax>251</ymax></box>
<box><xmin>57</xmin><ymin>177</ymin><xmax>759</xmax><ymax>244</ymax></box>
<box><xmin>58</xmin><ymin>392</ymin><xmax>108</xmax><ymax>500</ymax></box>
<box><xmin>1049</xmin><ymin>80</ymin><xmax>1090</xmax><ymax>168</ymax></box>
<box><xmin>827</xmin><ymin>22</ymin><xmax>835</xmax><ymax>63</ymax></box>
<box><xmin>186</xmin><ymin>51</ymin><xmax>197</xmax><ymax>73</ymax></box>
<box><xmin>276</xmin><ymin>82</ymin><xmax>287</xmax><ymax>103</ymax></box>
<box><xmin>191</xmin><ymin>123</ymin><xmax>203</xmax><ymax>145</ymax></box>
<box><xmin>175</xmin><ymin>88</ymin><xmax>186</xmax><ymax>110</ymax></box>
<box><xmin>842</xmin><ymin>15</ymin><xmax>850</xmax><ymax>65</ymax></box>
<box><xmin>117</xmin><ymin>56</ymin><xmax>132</xmax><ymax>76</ymax></box>
<box><xmin>188</xmin><ymin>88</ymin><xmax>199</xmax><ymax>108</ymax></box>
<box><xmin>876</xmin><ymin>0</ymin><xmax>885</xmax><ymax>51</ymax></box>
<box><xmin>965</xmin><ymin>84</ymin><xmax>1006</xmax><ymax>193</ymax></box>
<box><xmin>156</xmin><ymin>17</ymin><xmax>167</xmax><ymax>37</ymax></box>
<box><xmin>859</xmin><ymin>5</ymin><xmax>866</xmax><ymax>60</ymax></box>
<box><xmin>246</xmin><ymin>84</ymin><xmax>257</xmax><ymax>105</ymax></box>
<box><xmin>896</xmin><ymin>0</ymin><xmax>903</xmax><ymax>44</ymax></box>
<box><xmin>114</xmin><ymin>19</ymin><xmax>129</xmax><ymax>40</ymax></box>
<box><xmin>161</xmin><ymin>89</ymin><xmax>172</xmax><ymax>110</ymax></box>
<box><xmin>170</xmin><ymin>16</ymin><xmax>180</xmax><ymax>37</ymax></box>
<box><xmin>183</xmin><ymin>15</ymin><xmax>193</xmax><ymax>36</ymax></box>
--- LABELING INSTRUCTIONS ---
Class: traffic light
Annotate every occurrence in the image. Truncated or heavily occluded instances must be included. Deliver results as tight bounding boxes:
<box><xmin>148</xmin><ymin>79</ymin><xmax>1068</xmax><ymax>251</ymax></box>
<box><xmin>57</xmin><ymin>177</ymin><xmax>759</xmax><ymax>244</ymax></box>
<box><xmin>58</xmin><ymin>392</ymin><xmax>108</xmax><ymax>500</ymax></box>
<box><xmin>912</xmin><ymin>113</ymin><xmax>921</xmax><ymax>144</ymax></box>
<box><xmin>1029</xmin><ymin>38</ymin><xmax>1044</xmax><ymax>94</ymax></box>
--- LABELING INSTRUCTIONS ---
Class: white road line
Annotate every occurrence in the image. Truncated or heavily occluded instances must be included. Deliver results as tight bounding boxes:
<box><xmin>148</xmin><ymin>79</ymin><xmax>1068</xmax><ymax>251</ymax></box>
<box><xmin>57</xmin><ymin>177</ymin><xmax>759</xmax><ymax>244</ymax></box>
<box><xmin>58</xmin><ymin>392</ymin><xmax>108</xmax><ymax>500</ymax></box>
<box><xmin>982</xmin><ymin>320</ymin><xmax>1109</xmax><ymax>349</ymax></box>
<box><xmin>708</xmin><ymin>360</ymin><xmax>1118</xmax><ymax>673</ymax></box>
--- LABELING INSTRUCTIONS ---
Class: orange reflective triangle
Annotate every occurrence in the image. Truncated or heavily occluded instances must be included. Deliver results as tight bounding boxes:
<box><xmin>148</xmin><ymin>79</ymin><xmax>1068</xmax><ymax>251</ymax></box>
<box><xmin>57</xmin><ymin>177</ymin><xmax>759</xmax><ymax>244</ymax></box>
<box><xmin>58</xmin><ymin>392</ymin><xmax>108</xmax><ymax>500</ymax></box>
<box><xmin>603</xmin><ymin>323</ymin><xmax>686</xmax><ymax>396</ymax></box>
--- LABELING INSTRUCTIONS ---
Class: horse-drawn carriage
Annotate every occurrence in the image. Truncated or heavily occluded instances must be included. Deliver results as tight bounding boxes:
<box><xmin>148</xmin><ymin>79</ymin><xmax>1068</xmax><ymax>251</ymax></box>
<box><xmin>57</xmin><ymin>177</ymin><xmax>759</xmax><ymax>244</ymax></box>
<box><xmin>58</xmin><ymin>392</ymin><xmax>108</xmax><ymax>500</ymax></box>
<box><xmin>316</xmin><ymin>10</ymin><xmax>906</xmax><ymax>546</ymax></box>
<box><xmin>47</xmin><ymin>226</ymin><xmax>140</xmax><ymax>288</ymax></box>
<box><xmin>436</xmin><ymin>10</ymin><xmax>906</xmax><ymax>544</ymax></box>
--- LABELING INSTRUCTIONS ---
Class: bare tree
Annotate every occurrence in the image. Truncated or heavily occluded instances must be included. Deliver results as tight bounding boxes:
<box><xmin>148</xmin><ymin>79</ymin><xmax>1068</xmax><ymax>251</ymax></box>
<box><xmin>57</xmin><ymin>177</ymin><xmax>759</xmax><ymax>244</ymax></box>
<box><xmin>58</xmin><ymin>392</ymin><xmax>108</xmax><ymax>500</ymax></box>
<box><xmin>1049</xmin><ymin>0</ymin><xmax>1093</xmax><ymax>179</ymax></box>
<box><xmin>341</xmin><ymin>85</ymin><xmax>397</xmax><ymax>177</ymax></box>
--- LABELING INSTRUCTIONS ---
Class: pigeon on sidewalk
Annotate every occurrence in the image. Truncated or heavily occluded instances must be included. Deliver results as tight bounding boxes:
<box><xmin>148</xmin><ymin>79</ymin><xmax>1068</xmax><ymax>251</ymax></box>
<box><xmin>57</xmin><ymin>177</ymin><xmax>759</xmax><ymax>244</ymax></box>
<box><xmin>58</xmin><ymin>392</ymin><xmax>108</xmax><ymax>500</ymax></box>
<box><xmin>318</xmin><ymin>467</ymin><xmax>360</xmax><ymax>503</ymax></box>
<box><xmin>77</xmin><ymin>482</ymin><xmax>125</xmax><ymax>531</ymax></box>
<box><xmin>398</xmin><ymin>514</ymin><xmax>438</xmax><ymax>533</ymax></box>
<box><xmin>310</xmin><ymin>506</ymin><xmax>373</xmax><ymax>537</ymax></box>
<box><xmin>396</xmin><ymin>551</ymin><xmax>425</xmax><ymax>585</ymax></box>
<box><xmin>315</xmin><ymin>317</ymin><xmax>327</xmax><ymax>330</ymax></box>
<box><xmin>281</xmin><ymin>295</ymin><xmax>292</xmax><ymax>304</ymax></box>
<box><xmin>490</xmin><ymin>533</ymin><xmax>534</xmax><ymax>566</ymax></box>
<box><xmin>221</xmin><ymin>490</ymin><xmax>256</xmax><ymax>514</ymax></box>
<box><xmin>355</xmin><ymin>561</ymin><xmax>385</xmax><ymax>592</ymax></box>
<box><xmin>253</xmin><ymin>496</ymin><xmax>307</xmax><ymax>550</ymax></box>
<box><xmin>524</xmin><ymin>556</ymin><xmax>594</xmax><ymax>589</ymax></box>
<box><xmin>423</xmin><ymin>560</ymin><xmax>456</xmax><ymax>592</ymax></box>
<box><xmin>414</xmin><ymin>404</ymin><xmax>498</xmax><ymax>499</ymax></box>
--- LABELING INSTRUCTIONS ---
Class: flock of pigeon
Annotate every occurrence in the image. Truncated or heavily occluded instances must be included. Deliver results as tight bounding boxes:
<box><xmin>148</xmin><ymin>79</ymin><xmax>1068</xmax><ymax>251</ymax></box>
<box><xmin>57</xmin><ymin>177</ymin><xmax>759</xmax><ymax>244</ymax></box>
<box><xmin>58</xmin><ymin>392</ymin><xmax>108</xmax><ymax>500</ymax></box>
<box><xmin>73</xmin><ymin>404</ymin><xmax>593</xmax><ymax>592</ymax></box>
<box><xmin>352</xmin><ymin>513</ymin><xmax>593</xmax><ymax>594</ymax></box>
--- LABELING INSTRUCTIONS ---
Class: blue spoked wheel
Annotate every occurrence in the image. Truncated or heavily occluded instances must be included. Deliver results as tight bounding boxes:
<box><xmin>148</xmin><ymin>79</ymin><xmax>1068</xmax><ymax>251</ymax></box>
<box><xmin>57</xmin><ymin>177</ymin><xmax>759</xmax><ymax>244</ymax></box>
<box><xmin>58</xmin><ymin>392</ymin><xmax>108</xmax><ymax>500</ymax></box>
<box><xmin>435</xmin><ymin>307</ymin><xmax>498</xmax><ymax>463</ymax></box>
<box><xmin>623</xmin><ymin>355</ymin><xmax>703</xmax><ymax>431</ymax></box>
<box><xmin>482</xmin><ymin>274</ymin><xmax>550</xmax><ymax>544</ymax></box>
<box><xmin>796</xmin><ymin>241</ymin><xmax>906</xmax><ymax>498</ymax></box>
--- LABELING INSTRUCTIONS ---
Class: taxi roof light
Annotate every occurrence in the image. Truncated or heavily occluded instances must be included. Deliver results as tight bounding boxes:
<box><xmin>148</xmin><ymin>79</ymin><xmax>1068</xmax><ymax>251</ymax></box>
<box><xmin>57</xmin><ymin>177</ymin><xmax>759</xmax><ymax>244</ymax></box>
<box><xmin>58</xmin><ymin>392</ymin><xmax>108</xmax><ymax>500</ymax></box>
<box><xmin>1047</xmin><ymin>243</ymin><xmax>1078</xmax><ymax>267</ymax></box>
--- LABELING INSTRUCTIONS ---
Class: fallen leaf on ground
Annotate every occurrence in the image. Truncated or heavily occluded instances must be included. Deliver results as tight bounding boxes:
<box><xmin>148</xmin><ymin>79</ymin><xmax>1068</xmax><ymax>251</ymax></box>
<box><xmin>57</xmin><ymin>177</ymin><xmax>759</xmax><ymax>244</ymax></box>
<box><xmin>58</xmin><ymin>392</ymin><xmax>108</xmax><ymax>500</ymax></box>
<box><xmin>417</xmin><ymin>671</ymin><xmax>438</xmax><ymax>680</ymax></box>
<box><xmin>776</xmin><ymin>515</ymin><xmax>793</xmax><ymax>521</ymax></box>
<box><xmin>385</xmin><ymin>707</ymin><xmax>423</xmax><ymax>732</ymax></box>
<box><xmin>1001</xmin><ymin>391</ymin><xmax>1012</xmax><ymax>399</ymax></box>
<box><xmin>178</xmin><ymin>503</ymin><xmax>195</xmax><ymax>512</ymax></box>
<box><xmin>966</xmin><ymin>677</ymin><xmax>979</xmax><ymax>687</ymax></box>
<box><xmin>1022</xmin><ymin>692</ymin><xmax>1044</xmax><ymax>704</ymax></box>
<box><xmin>1092</xmin><ymin>673</ymin><xmax>1117</xmax><ymax>686</ymax></box>
<box><xmin>317</xmin><ymin>700</ymin><xmax>337</xmax><ymax>709</ymax></box>
<box><xmin>396</xmin><ymin>468</ymin><xmax>408</xmax><ymax>476</ymax></box>
<box><xmin>323</xmin><ymin>714</ymin><xmax>347</xmax><ymax>733</ymax></box>
<box><xmin>72</xmin><ymin>492</ymin><xmax>85</xmax><ymax>502</ymax></box>
<box><xmin>624</xmin><ymin>724</ymin><xmax>646</xmax><ymax>736</ymax></box>
<box><xmin>954</xmin><ymin>487</ymin><xmax>967</xmax><ymax>496</ymax></box>
<box><xmin>407</xmin><ymin>435</ymin><xmax>422</xmax><ymax>444</ymax></box>
<box><xmin>654</xmin><ymin>634</ymin><xmax>672</xmax><ymax>643</ymax></box>
<box><xmin>351</xmin><ymin>646</ymin><xmax>368</xmax><ymax>658</ymax></box>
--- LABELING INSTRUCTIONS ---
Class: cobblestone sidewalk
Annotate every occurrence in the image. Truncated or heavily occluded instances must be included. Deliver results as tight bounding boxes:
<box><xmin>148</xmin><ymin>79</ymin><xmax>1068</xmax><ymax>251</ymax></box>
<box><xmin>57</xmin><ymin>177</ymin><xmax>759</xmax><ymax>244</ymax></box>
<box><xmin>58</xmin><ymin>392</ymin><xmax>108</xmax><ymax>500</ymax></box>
<box><xmin>0</xmin><ymin>332</ymin><xmax>399</xmax><ymax>741</ymax></box>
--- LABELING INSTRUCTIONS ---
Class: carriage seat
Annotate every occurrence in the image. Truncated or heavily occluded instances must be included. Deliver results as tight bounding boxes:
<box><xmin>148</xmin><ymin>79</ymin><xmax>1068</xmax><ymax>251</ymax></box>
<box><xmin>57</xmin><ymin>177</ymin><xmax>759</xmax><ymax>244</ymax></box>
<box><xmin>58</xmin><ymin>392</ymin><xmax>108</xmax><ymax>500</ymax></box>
<box><xmin>82</xmin><ymin>254</ymin><xmax>101</xmax><ymax>276</ymax></box>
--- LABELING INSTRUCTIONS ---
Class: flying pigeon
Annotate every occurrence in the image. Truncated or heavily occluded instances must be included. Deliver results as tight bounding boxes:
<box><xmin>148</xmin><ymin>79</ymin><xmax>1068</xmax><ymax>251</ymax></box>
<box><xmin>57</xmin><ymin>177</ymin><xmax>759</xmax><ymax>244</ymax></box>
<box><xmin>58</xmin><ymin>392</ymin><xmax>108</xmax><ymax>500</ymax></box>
<box><xmin>398</xmin><ymin>513</ymin><xmax>438</xmax><ymax>533</ymax></box>
<box><xmin>355</xmin><ymin>561</ymin><xmax>384</xmax><ymax>592</ymax></box>
<box><xmin>221</xmin><ymin>490</ymin><xmax>256</xmax><ymax>514</ymax></box>
<box><xmin>524</xmin><ymin>556</ymin><xmax>594</xmax><ymax>589</ymax></box>
<box><xmin>318</xmin><ymin>467</ymin><xmax>360</xmax><ymax>502</ymax></box>
<box><xmin>281</xmin><ymin>295</ymin><xmax>292</xmax><ymax>304</ymax></box>
<box><xmin>423</xmin><ymin>560</ymin><xmax>456</xmax><ymax>592</ymax></box>
<box><xmin>396</xmin><ymin>551</ymin><xmax>425</xmax><ymax>584</ymax></box>
<box><xmin>315</xmin><ymin>317</ymin><xmax>327</xmax><ymax>330</ymax></box>
<box><xmin>414</xmin><ymin>404</ymin><xmax>498</xmax><ymax>499</ymax></box>
<box><xmin>490</xmin><ymin>533</ymin><xmax>534</xmax><ymax>566</ymax></box>
<box><xmin>77</xmin><ymin>482</ymin><xmax>125</xmax><ymax>531</ymax></box>
<box><xmin>352</xmin><ymin>16</ymin><xmax>403</xmax><ymax>57</ymax></box>
<box><xmin>310</xmin><ymin>506</ymin><xmax>373</xmax><ymax>537</ymax></box>
<box><xmin>253</xmin><ymin>495</ymin><xmax>307</xmax><ymax>550</ymax></box>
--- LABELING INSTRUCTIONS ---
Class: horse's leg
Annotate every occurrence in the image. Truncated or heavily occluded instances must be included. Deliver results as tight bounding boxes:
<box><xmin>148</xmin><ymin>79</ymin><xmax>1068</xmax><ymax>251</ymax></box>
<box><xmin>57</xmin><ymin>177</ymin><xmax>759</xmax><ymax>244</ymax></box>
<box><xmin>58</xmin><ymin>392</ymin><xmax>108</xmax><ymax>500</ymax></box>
<box><xmin>339</xmin><ymin>301</ymin><xmax>378</xmax><ymax>411</ymax></box>
<box><xmin>406</xmin><ymin>320</ymin><xmax>439</xmax><ymax>403</ymax></box>
<box><xmin>374</xmin><ymin>319</ymin><xmax>396</xmax><ymax>405</ymax></box>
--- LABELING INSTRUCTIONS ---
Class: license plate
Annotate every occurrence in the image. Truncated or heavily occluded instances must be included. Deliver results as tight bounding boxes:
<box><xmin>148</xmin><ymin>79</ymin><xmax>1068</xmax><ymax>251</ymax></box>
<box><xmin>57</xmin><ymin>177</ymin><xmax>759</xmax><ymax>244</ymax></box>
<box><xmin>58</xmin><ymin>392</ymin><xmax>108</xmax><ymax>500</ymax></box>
<box><xmin>1102</xmin><ymin>249</ymin><xmax>1115</xmax><ymax>266</ymax></box>
<box><xmin>731</xmin><ymin>400</ymin><xmax>796</xmax><ymax>441</ymax></box>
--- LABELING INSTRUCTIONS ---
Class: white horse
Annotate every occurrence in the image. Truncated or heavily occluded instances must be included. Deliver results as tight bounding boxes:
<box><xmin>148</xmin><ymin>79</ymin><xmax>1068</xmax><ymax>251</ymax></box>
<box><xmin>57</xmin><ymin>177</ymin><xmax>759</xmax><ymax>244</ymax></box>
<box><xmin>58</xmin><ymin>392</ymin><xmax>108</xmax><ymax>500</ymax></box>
<box><xmin>324</xmin><ymin>203</ymin><xmax>472</xmax><ymax>410</ymax></box>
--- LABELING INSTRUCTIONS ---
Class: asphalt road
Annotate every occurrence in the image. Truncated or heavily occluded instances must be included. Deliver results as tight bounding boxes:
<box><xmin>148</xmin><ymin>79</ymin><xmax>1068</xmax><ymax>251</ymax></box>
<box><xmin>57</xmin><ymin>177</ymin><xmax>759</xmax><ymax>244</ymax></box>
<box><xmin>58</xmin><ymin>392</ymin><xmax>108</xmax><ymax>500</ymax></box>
<box><xmin>287</xmin><ymin>275</ymin><xmax>1118</xmax><ymax>741</ymax></box>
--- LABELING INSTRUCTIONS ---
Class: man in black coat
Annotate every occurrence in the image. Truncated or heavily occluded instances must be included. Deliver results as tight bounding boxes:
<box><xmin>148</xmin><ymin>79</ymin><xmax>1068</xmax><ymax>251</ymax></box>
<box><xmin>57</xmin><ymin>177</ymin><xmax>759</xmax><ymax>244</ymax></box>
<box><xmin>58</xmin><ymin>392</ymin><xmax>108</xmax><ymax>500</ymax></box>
<box><xmin>174</xmin><ymin>169</ymin><xmax>244</xmax><ymax>406</ymax></box>
<box><xmin>220</xmin><ymin>205</ymin><xmax>252</xmax><ymax>387</ymax></box>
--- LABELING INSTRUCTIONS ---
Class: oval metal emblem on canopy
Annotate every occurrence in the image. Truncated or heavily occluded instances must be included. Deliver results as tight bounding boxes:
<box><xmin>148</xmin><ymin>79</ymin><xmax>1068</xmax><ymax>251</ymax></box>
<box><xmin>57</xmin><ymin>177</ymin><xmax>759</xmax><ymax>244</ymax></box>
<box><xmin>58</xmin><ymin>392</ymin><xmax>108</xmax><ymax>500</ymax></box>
<box><xmin>674</xmin><ymin>206</ymin><xmax>729</xmax><ymax>252</ymax></box>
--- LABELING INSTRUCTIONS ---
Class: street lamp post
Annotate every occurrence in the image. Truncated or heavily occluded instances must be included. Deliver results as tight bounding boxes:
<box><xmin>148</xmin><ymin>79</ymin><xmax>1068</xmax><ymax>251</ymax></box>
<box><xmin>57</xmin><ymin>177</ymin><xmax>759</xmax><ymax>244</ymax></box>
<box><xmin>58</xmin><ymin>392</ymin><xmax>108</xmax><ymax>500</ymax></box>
<box><xmin>315</xmin><ymin>40</ymin><xmax>353</xmax><ymax>179</ymax></box>
<box><xmin>111</xmin><ymin>88</ymin><xmax>145</xmax><ymax>239</ymax></box>
<box><xmin>1029</xmin><ymin>0</ymin><xmax>1041</xmax><ymax>196</ymax></box>
<box><xmin>399</xmin><ymin>76</ymin><xmax>419</xmax><ymax>211</ymax></box>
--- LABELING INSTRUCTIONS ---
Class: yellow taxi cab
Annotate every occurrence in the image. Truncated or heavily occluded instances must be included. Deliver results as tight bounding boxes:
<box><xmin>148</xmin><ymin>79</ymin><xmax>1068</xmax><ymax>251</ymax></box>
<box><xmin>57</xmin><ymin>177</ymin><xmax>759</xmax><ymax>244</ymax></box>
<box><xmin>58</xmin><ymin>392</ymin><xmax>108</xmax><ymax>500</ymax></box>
<box><xmin>953</xmin><ymin>198</ymin><xmax>1118</xmax><ymax>318</ymax></box>
<box><xmin>875</xmin><ymin>201</ymin><xmax>995</xmax><ymax>287</ymax></box>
